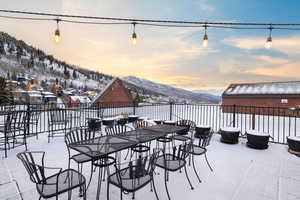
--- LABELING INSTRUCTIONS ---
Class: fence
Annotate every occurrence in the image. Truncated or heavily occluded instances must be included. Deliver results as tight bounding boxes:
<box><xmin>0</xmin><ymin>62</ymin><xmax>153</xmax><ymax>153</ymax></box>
<box><xmin>1</xmin><ymin>102</ymin><xmax>300</xmax><ymax>146</ymax></box>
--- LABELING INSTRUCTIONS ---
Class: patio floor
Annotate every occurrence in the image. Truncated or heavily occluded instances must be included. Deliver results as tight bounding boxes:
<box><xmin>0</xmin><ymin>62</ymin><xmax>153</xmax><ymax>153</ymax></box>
<box><xmin>1</xmin><ymin>132</ymin><xmax>300</xmax><ymax>200</ymax></box>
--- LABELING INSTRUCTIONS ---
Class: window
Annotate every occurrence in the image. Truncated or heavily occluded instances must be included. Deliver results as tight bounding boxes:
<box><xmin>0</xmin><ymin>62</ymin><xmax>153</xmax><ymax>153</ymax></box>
<box><xmin>281</xmin><ymin>99</ymin><xmax>288</xmax><ymax>104</ymax></box>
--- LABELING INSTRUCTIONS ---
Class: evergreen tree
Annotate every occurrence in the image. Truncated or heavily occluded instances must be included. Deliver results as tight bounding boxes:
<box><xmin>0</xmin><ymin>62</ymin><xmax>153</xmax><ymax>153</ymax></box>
<box><xmin>72</xmin><ymin>70</ymin><xmax>77</xmax><ymax>79</ymax></box>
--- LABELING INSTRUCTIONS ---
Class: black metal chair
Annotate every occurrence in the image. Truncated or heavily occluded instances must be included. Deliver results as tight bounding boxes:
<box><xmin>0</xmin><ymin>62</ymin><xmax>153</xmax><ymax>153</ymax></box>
<box><xmin>65</xmin><ymin>128</ymin><xmax>98</xmax><ymax>190</ymax></box>
<box><xmin>105</xmin><ymin>124</ymin><xmax>129</xmax><ymax>136</ymax></box>
<box><xmin>28</xmin><ymin>106</ymin><xmax>41</xmax><ymax>139</ymax></box>
<box><xmin>48</xmin><ymin>108</ymin><xmax>71</xmax><ymax>143</ymax></box>
<box><xmin>172</xmin><ymin>120</ymin><xmax>195</xmax><ymax>143</ymax></box>
<box><xmin>128</xmin><ymin>121</ymin><xmax>152</xmax><ymax>160</ymax></box>
<box><xmin>17</xmin><ymin>151</ymin><xmax>86</xmax><ymax>200</ymax></box>
<box><xmin>107</xmin><ymin>150</ymin><xmax>160</xmax><ymax>200</ymax></box>
<box><xmin>189</xmin><ymin>131</ymin><xmax>214</xmax><ymax>184</ymax></box>
<box><xmin>155</xmin><ymin>143</ymin><xmax>194</xmax><ymax>200</ymax></box>
<box><xmin>0</xmin><ymin>110</ymin><xmax>28</xmax><ymax>157</ymax></box>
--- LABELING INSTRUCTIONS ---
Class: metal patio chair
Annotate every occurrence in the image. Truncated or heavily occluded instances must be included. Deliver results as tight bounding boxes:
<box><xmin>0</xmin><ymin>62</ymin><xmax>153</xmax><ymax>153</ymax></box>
<box><xmin>28</xmin><ymin>106</ymin><xmax>41</xmax><ymax>139</ymax></box>
<box><xmin>0</xmin><ymin>110</ymin><xmax>28</xmax><ymax>157</ymax></box>
<box><xmin>188</xmin><ymin>130</ymin><xmax>214</xmax><ymax>184</ymax></box>
<box><xmin>105</xmin><ymin>124</ymin><xmax>129</xmax><ymax>136</ymax></box>
<box><xmin>172</xmin><ymin>120</ymin><xmax>195</xmax><ymax>143</ymax></box>
<box><xmin>48</xmin><ymin>108</ymin><xmax>71</xmax><ymax>143</ymax></box>
<box><xmin>17</xmin><ymin>151</ymin><xmax>86</xmax><ymax>200</ymax></box>
<box><xmin>107</xmin><ymin>150</ymin><xmax>160</xmax><ymax>200</ymax></box>
<box><xmin>155</xmin><ymin>143</ymin><xmax>194</xmax><ymax>200</ymax></box>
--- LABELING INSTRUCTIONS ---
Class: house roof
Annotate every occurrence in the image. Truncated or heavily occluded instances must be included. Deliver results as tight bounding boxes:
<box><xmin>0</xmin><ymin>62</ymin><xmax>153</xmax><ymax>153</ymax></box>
<box><xmin>91</xmin><ymin>78</ymin><xmax>133</xmax><ymax>105</ymax></box>
<box><xmin>223</xmin><ymin>81</ymin><xmax>300</xmax><ymax>97</ymax></box>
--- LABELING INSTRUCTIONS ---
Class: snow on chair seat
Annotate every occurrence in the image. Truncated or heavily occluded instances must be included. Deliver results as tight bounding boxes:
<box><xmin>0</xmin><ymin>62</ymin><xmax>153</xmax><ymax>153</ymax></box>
<box><xmin>246</xmin><ymin>130</ymin><xmax>270</xmax><ymax>150</ymax></box>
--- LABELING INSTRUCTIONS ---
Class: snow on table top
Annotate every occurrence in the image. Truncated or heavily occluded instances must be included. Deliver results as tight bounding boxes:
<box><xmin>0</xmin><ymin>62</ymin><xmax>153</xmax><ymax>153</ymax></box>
<box><xmin>246</xmin><ymin>130</ymin><xmax>270</xmax><ymax>136</ymax></box>
<box><xmin>287</xmin><ymin>136</ymin><xmax>300</xmax><ymax>142</ymax></box>
<box><xmin>220</xmin><ymin>127</ymin><xmax>240</xmax><ymax>132</ymax></box>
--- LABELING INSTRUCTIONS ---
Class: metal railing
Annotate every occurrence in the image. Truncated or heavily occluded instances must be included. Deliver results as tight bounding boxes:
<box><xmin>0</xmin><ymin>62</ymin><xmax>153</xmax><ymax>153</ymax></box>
<box><xmin>0</xmin><ymin>102</ymin><xmax>299</xmax><ymax>148</ymax></box>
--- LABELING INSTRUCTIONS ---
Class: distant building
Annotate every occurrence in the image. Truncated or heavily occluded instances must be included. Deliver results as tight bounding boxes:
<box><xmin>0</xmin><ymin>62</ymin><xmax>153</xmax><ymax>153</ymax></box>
<box><xmin>91</xmin><ymin>78</ymin><xmax>134</xmax><ymax>107</ymax></box>
<box><xmin>222</xmin><ymin>81</ymin><xmax>300</xmax><ymax>115</ymax></box>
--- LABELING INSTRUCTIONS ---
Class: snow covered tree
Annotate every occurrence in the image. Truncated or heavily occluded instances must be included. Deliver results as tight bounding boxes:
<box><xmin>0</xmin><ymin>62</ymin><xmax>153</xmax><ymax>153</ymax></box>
<box><xmin>72</xmin><ymin>70</ymin><xmax>77</xmax><ymax>79</ymax></box>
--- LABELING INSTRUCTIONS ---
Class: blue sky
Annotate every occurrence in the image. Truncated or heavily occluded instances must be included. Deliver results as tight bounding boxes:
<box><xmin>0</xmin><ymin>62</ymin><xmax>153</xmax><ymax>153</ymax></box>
<box><xmin>1</xmin><ymin>0</ymin><xmax>300</xmax><ymax>95</ymax></box>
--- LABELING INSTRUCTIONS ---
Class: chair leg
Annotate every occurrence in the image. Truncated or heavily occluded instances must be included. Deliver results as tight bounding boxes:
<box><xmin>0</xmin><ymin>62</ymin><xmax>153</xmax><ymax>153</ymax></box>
<box><xmin>96</xmin><ymin>167</ymin><xmax>103</xmax><ymax>200</ymax></box>
<box><xmin>192</xmin><ymin>155</ymin><xmax>202</xmax><ymax>183</ymax></box>
<box><xmin>152</xmin><ymin>176</ymin><xmax>159</xmax><ymax>200</ymax></box>
<box><xmin>107</xmin><ymin>181</ymin><xmax>110</xmax><ymax>200</ymax></box>
<box><xmin>86</xmin><ymin>162</ymin><xmax>94</xmax><ymax>189</ymax></box>
<box><xmin>184</xmin><ymin>166</ymin><xmax>194</xmax><ymax>190</ymax></box>
<box><xmin>204</xmin><ymin>152</ymin><xmax>213</xmax><ymax>172</ymax></box>
<box><xmin>83</xmin><ymin>183</ymin><xmax>87</xmax><ymax>200</ymax></box>
<box><xmin>124</xmin><ymin>148</ymin><xmax>130</xmax><ymax>160</ymax></box>
<box><xmin>164</xmin><ymin>169</ymin><xmax>171</xmax><ymax>200</ymax></box>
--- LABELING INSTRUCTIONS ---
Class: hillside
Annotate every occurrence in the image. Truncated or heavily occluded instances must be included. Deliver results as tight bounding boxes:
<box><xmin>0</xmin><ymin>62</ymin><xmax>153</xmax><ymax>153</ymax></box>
<box><xmin>123</xmin><ymin>76</ymin><xmax>220</xmax><ymax>103</ymax></box>
<box><xmin>0</xmin><ymin>32</ymin><xmax>220</xmax><ymax>104</ymax></box>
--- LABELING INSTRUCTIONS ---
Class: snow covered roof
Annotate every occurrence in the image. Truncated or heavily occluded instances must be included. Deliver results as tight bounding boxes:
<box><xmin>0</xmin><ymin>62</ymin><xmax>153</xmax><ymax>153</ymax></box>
<box><xmin>91</xmin><ymin>78</ymin><xmax>117</xmax><ymax>105</ymax></box>
<box><xmin>223</xmin><ymin>81</ymin><xmax>300</xmax><ymax>96</ymax></box>
<box><xmin>70</xmin><ymin>95</ymin><xmax>91</xmax><ymax>103</ymax></box>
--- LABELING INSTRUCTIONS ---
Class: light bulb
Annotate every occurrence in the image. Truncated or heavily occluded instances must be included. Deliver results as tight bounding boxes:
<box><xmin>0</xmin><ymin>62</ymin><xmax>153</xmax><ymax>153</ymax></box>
<box><xmin>265</xmin><ymin>36</ymin><xmax>272</xmax><ymax>49</ymax></box>
<box><xmin>203</xmin><ymin>34</ymin><xmax>208</xmax><ymax>47</ymax></box>
<box><xmin>132</xmin><ymin>32</ymin><xmax>137</xmax><ymax>45</ymax></box>
<box><xmin>54</xmin><ymin>29</ymin><xmax>60</xmax><ymax>43</ymax></box>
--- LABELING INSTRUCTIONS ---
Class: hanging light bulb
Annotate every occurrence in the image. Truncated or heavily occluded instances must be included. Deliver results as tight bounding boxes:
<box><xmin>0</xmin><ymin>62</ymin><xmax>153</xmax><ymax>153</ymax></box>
<box><xmin>265</xmin><ymin>25</ymin><xmax>273</xmax><ymax>49</ymax></box>
<box><xmin>54</xmin><ymin>19</ymin><xmax>60</xmax><ymax>43</ymax></box>
<box><xmin>202</xmin><ymin>25</ymin><xmax>208</xmax><ymax>47</ymax></box>
<box><xmin>131</xmin><ymin>22</ymin><xmax>137</xmax><ymax>45</ymax></box>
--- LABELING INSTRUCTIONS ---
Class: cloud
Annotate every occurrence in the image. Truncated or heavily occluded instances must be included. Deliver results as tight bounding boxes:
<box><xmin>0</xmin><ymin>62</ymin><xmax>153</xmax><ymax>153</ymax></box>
<box><xmin>196</xmin><ymin>0</ymin><xmax>215</xmax><ymax>12</ymax></box>
<box><xmin>223</xmin><ymin>35</ymin><xmax>300</xmax><ymax>55</ymax></box>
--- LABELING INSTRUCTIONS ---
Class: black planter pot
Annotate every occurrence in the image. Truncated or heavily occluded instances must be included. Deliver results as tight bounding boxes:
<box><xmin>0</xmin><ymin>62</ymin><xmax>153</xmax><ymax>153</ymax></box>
<box><xmin>246</xmin><ymin>130</ymin><xmax>270</xmax><ymax>149</ymax></box>
<box><xmin>287</xmin><ymin>136</ymin><xmax>300</xmax><ymax>154</ymax></box>
<box><xmin>87</xmin><ymin>118</ymin><xmax>102</xmax><ymax>131</ymax></box>
<box><xmin>153</xmin><ymin>119</ymin><xmax>163</xmax><ymax>125</ymax></box>
<box><xmin>195</xmin><ymin>126</ymin><xmax>211</xmax><ymax>139</ymax></box>
<box><xmin>220</xmin><ymin>127</ymin><xmax>240</xmax><ymax>144</ymax></box>
<box><xmin>102</xmin><ymin>118</ymin><xmax>115</xmax><ymax>127</ymax></box>
<box><xmin>163</xmin><ymin>120</ymin><xmax>176</xmax><ymax>126</ymax></box>
<box><xmin>128</xmin><ymin>115</ymin><xmax>139</xmax><ymax>123</ymax></box>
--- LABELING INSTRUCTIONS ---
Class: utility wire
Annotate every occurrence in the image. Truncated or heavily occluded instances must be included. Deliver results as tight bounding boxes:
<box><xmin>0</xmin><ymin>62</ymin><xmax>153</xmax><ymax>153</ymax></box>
<box><xmin>0</xmin><ymin>9</ymin><xmax>300</xmax><ymax>26</ymax></box>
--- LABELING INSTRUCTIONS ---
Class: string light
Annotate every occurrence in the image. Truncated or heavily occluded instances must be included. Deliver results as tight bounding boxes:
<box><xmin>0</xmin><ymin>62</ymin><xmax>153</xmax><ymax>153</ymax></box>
<box><xmin>265</xmin><ymin>25</ymin><xmax>273</xmax><ymax>49</ymax></box>
<box><xmin>203</xmin><ymin>24</ymin><xmax>208</xmax><ymax>47</ymax></box>
<box><xmin>1</xmin><ymin>9</ymin><xmax>300</xmax><ymax>48</ymax></box>
<box><xmin>54</xmin><ymin>18</ymin><xmax>60</xmax><ymax>43</ymax></box>
<box><xmin>131</xmin><ymin>22</ymin><xmax>137</xmax><ymax>45</ymax></box>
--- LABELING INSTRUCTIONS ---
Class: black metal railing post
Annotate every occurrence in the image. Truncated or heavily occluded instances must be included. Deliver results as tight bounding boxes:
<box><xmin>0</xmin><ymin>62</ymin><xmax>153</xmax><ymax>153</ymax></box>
<box><xmin>233</xmin><ymin>104</ymin><xmax>236</xmax><ymax>127</ymax></box>
<box><xmin>169</xmin><ymin>102</ymin><xmax>173</xmax><ymax>120</ymax></box>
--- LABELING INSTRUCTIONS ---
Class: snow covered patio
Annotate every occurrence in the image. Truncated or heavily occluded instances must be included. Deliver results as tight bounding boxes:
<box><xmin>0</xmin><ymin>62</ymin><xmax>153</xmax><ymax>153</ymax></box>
<box><xmin>1</xmin><ymin>132</ymin><xmax>300</xmax><ymax>200</ymax></box>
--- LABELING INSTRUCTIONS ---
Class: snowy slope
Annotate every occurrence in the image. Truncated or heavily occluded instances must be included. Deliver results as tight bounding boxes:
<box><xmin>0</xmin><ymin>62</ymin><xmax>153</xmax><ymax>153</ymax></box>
<box><xmin>123</xmin><ymin>76</ymin><xmax>220</xmax><ymax>103</ymax></box>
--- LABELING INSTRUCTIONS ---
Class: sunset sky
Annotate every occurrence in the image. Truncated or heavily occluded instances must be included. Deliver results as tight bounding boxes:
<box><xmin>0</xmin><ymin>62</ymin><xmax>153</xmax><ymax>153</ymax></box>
<box><xmin>1</xmin><ymin>0</ymin><xmax>300</xmax><ymax>95</ymax></box>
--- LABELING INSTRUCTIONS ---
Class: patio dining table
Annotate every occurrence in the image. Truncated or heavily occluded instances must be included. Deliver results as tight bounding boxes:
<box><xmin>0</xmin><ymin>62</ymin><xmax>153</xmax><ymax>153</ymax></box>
<box><xmin>68</xmin><ymin>124</ymin><xmax>186</xmax><ymax>199</ymax></box>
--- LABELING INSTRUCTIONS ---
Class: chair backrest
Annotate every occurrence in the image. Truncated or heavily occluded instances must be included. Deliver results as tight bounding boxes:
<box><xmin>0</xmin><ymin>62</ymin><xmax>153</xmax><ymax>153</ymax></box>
<box><xmin>65</xmin><ymin>128</ymin><xmax>96</xmax><ymax>146</ymax></box>
<box><xmin>17</xmin><ymin>151</ymin><xmax>47</xmax><ymax>184</ymax></box>
<box><xmin>197</xmin><ymin>131</ymin><xmax>214</xmax><ymax>147</ymax></box>
<box><xmin>133</xmin><ymin>120</ymin><xmax>151</xmax><ymax>129</ymax></box>
<box><xmin>48</xmin><ymin>109</ymin><xmax>67</xmax><ymax>123</ymax></box>
<box><xmin>173</xmin><ymin>142</ymin><xmax>192</xmax><ymax>160</ymax></box>
<box><xmin>9</xmin><ymin>110</ymin><xmax>28</xmax><ymax>131</ymax></box>
<box><xmin>116</xmin><ymin>149</ymin><xmax>160</xmax><ymax>182</ymax></box>
<box><xmin>176</xmin><ymin>120</ymin><xmax>196</xmax><ymax>135</ymax></box>
<box><xmin>105</xmin><ymin>124</ymin><xmax>128</xmax><ymax>135</ymax></box>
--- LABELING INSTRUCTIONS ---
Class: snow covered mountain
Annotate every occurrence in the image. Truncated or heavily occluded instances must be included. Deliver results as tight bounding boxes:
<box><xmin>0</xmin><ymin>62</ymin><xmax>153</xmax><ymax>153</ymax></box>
<box><xmin>0</xmin><ymin>32</ymin><xmax>113</xmax><ymax>91</ymax></box>
<box><xmin>123</xmin><ymin>76</ymin><xmax>220</xmax><ymax>104</ymax></box>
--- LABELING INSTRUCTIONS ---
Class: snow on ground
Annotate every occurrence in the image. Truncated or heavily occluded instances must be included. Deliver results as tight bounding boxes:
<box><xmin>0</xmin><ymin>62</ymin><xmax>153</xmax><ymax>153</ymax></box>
<box><xmin>1</xmin><ymin>130</ymin><xmax>300</xmax><ymax>200</ymax></box>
